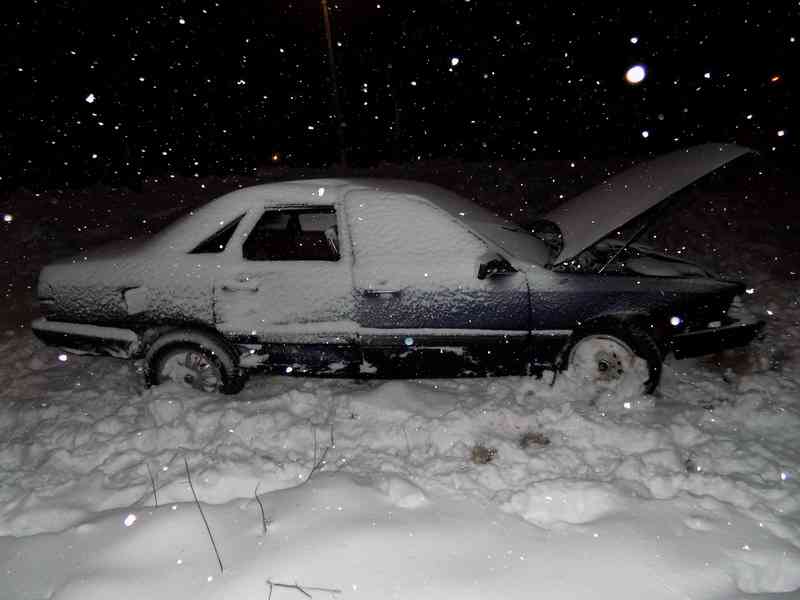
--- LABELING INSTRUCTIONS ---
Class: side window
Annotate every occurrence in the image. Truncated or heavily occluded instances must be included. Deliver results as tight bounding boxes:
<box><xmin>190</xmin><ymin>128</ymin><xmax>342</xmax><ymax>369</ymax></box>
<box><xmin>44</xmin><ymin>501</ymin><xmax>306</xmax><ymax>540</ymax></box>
<box><xmin>243</xmin><ymin>207</ymin><xmax>340</xmax><ymax>261</ymax></box>
<box><xmin>190</xmin><ymin>214</ymin><xmax>245</xmax><ymax>254</ymax></box>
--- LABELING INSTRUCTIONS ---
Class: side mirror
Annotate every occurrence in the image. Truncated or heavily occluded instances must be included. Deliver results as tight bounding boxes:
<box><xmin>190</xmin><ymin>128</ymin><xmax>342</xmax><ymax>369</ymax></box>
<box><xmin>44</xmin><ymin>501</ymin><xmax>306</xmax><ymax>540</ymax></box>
<box><xmin>476</xmin><ymin>253</ymin><xmax>516</xmax><ymax>280</ymax></box>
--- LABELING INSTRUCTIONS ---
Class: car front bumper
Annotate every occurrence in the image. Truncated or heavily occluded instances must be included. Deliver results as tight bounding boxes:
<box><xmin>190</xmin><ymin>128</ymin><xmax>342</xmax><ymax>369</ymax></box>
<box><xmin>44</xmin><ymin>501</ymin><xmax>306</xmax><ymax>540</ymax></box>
<box><xmin>31</xmin><ymin>317</ymin><xmax>142</xmax><ymax>358</ymax></box>
<box><xmin>667</xmin><ymin>318</ymin><xmax>765</xmax><ymax>359</ymax></box>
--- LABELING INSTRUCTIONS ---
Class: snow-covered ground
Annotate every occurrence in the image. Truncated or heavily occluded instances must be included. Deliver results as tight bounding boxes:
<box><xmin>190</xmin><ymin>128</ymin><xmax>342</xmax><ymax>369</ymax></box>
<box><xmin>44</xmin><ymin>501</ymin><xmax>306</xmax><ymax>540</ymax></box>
<box><xmin>2</xmin><ymin>161</ymin><xmax>799</xmax><ymax>599</ymax></box>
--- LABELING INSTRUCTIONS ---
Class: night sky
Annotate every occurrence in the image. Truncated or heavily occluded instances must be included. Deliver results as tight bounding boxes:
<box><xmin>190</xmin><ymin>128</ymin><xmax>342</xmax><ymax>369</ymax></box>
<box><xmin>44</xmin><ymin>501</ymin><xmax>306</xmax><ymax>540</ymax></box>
<box><xmin>2</xmin><ymin>1</ymin><xmax>797</xmax><ymax>190</ymax></box>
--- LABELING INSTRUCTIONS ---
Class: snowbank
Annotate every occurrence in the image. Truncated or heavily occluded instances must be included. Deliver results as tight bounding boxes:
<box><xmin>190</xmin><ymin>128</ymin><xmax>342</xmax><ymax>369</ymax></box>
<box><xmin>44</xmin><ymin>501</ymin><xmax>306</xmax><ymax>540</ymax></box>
<box><xmin>2</xmin><ymin>326</ymin><xmax>800</xmax><ymax>598</ymax></box>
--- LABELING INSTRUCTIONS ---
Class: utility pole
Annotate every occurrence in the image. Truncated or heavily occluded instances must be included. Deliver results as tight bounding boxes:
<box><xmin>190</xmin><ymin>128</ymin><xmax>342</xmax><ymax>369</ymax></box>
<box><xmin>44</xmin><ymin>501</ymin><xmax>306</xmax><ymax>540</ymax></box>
<box><xmin>321</xmin><ymin>0</ymin><xmax>347</xmax><ymax>166</ymax></box>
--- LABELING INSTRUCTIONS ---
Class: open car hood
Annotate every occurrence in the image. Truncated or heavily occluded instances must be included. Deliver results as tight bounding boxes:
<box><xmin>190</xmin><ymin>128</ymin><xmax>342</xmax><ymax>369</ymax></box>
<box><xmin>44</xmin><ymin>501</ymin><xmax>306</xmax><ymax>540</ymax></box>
<box><xmin>542</xmin><ymin>143</ymin><xmax>754</xmax><ymax>265</ymax></box>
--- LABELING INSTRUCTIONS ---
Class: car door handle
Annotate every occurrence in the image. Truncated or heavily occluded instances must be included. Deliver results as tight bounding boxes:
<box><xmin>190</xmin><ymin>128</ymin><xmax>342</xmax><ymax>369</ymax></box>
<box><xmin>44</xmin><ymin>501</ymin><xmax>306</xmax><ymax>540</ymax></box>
<box><xmin>221</xmin><ymin>280</ymin><xmax>260</xmax><ymax>292</ymax></box>
<box><xmin>363</xmin><ymin>289</ymin><xmax>402</xmax><ymax>298</ymax></box>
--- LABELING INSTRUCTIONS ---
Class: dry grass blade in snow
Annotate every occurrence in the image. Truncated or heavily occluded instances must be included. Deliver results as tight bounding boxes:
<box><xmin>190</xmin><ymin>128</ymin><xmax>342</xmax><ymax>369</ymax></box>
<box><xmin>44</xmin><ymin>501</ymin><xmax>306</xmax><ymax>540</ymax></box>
<box><xmin>184</xmin><ymin>456</ymin><xmax>224</xmax><ymax>574</ymax></box>
<box><xmin>254</xmin><ymin>482</ymin><xmax>271</xmax><ymax>535</ymax></box>
<box><xmin>267</xmin><ymin>579</ymin><xmax>342</xmax><ymax>599</ymax></box>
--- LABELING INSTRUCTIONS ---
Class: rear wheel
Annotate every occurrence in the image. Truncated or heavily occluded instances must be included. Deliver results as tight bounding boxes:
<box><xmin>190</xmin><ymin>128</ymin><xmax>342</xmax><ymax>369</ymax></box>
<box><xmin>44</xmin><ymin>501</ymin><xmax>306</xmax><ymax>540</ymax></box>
<box><xmin>145</xmin><ymin>330</ymin><xmax>244</xmax><ymax>394</ymax></box>
<box><xmin>562</xmin><ymin>321</ymin><xmax>662</xmax><ymax>394</ymax></box>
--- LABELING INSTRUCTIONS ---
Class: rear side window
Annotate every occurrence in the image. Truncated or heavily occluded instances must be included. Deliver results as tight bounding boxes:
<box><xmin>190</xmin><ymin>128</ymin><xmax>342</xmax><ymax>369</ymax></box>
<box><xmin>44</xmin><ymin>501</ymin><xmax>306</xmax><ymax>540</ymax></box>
<box><xmin>243</xmin><ymin>207</ymin><xmax>340</xmax><ymax>261</ymax></box>
<box><xmin>190</xmin><ymin>214</ymin><xmax>245</xmax><ymax>253</ymax></box>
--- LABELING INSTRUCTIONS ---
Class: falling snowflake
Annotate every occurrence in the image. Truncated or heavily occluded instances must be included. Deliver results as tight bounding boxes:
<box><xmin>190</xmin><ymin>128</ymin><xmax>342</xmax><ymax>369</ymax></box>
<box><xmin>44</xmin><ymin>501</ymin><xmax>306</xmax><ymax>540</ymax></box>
<box><xmin>85</xmin><ymin>93</ymin><xmax>96</xmax><ymax>103</ymax></box>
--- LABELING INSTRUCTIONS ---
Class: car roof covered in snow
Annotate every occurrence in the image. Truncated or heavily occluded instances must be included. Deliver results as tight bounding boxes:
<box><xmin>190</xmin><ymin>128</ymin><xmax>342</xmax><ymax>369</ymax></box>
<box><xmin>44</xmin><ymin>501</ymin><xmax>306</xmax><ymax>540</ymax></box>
<box><xmin>153</xmin><ymin>178</ymin><xmax>551</xmax><ymax>266</ymax></box>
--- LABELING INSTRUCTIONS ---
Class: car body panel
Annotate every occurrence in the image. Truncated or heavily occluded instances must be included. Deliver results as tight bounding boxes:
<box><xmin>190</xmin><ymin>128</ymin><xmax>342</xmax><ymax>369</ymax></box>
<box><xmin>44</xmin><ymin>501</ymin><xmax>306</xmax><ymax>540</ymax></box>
<box><xmin>543</xmin><ymin>143</ymin><xmax>753</xmax><ymax>264</ymax></box>
<box><xmin>37</xmin><ymin>245</ymin><xmax>216</xmax><ymax>328</ymax></box>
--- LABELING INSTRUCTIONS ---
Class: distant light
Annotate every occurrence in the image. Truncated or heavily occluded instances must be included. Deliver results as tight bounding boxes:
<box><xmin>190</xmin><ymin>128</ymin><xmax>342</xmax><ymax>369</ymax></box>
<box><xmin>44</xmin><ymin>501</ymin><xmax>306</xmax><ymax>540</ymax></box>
<box><xmin>625</xmin><ymin>65</ymin><xmax>646</xmax><ymax>84</ymax></box>
<box><xmin>3</xmin><ymin>214</ymin><xmax>12</xmax><ymax>223</ymax></box>
<box><xmin>178</xmin><ymin>17</ymin><xmax>186</xmax><ymax>24</ymax></box>
<box><xmin>285</xmin><ymin>366</ymin><xmax>293</xmax><ymax>373</ymax></box>
<box><xmin>85</xmin><ymin>93</ymin><xmax>96</xmax><ymax>103</ymax></box>
<box><xmin>410</xmin><ymin>80</ymin><xmax>417</xmax><ymax>86</ymax></box>
<box><xmin>704</xmin><ymin>72</ymin><xmax>711</xmax><ymax>79</ymax></box>
<box><xmin>770</xmin><ymin>74</ymin><xmax>781</xmax><ymax>83</ymax></box>
<box><xmin>123</xmin><ymin>513</ymin><xmax>137</xmax><ymax>527</ymax></box>
<box><xmin>307</xmin><ymin>125</ymin><xmax>315</xmax><ymax>131</ymax></box>
<box><xmin>641</xmin><ymin>130</ymin><xmax>650</xmax><ymax>138</ymax></box>
<box><xmin>450</xmin><ymin>57</ymin><xmax>460</xmax><ymax>67</ymax></box>
<box><xmin>746</xmin><ymin>114</ymin><xmax>753</xmax><ymax>120</ymax></box>
<box><xmin>777</xmin><ymin>129</ymin><xmax>786</xmax><ymax>137</ymax></box>
<box><xmin>767</xmin><ymin>309</ymin><xmax>774</xmax><ymax>316</ymax></box>
<box><xmin>630</xmin><ymin>36</ymin><xmax>639</xmax><ymax>44</ymax></box>
<box><xmin>271</xmin><ymin>153</ymin><xmax>280</xmax><ymax>162</ymax></box>
<box><xmin>404</xmin><ymin>337</ymin><xmax>414</xmax><ymax>346</ymax></box>
<box><xmin>745</xmin><ymin>287</ymin><xmax>755</xmax><ymax>294</ymax></box>
<box><xmin>58</xmin><ymin>353</ymin><xmax>68</xmax><ymax>362</ymax></box>
<box><xmin>670</xmin><ymin>316</ymin><xmax>682</xmax><ymax>327</ymax></box>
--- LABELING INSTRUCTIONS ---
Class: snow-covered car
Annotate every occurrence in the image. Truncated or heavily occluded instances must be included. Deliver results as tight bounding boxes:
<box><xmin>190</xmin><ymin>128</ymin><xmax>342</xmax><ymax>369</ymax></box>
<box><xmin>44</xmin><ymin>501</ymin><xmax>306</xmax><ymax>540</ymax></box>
<box><xmin>32</xmin><ymin>143</ymin><xmax>764</xmax><ymax>394</ymax></box>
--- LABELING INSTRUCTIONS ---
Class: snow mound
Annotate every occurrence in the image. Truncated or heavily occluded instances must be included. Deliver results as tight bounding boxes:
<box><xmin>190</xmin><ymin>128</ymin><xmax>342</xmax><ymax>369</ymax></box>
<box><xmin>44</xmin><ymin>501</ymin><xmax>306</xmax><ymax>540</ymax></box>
<box><xmin>503</xmin><ymin>480</ymin><xmax>630</xmax><ymax>527</ymax></box>
<box><xmin>376</xmin><ymin>474</ymin><xmax>428</xmax><ymax>509</ymax></box>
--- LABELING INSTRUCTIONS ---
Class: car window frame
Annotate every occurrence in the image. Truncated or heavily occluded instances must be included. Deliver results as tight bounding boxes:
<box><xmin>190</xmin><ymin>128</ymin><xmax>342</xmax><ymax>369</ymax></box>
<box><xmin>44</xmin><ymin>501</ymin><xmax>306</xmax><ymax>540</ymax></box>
<box><xmin>188</xmin><ymin>213</ymin><xmax>247</xmax><ymax>254</ymax></box>
<box><xmin>241</xmin><ymin>204</ymin><xmax>342</xmax><ymax>262</ymax></box>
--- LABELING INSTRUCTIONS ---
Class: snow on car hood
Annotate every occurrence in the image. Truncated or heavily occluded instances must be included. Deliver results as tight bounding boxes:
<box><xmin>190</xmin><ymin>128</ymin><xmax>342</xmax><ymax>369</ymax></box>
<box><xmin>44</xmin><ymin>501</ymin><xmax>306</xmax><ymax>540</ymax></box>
<box><xmin>542</xmin><ymin>143</ymin><xmax>754</xmax><ymax>265</ymax></box>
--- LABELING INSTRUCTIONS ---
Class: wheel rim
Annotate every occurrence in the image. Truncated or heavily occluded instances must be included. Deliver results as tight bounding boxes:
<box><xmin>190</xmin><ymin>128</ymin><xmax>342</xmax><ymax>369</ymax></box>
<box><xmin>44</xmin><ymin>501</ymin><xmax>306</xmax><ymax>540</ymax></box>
<box><xmin>568</xmin><ymin>334</ymin><xmax>637</xmax><ymax>386</ymax></box>
<box><xmin>157</xmin><ymin>348</ymin><xmax>222</xmax><ymax>393</ymax></box>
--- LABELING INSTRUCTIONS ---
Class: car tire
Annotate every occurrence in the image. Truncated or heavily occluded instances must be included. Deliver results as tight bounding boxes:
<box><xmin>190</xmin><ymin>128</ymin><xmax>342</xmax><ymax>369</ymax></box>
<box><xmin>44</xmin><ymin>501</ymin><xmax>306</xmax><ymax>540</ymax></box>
<box><xmin>144</xmin><ymin>330</ymin><xmax>245</xmax><ymax>394</ymax></box>
<box><xmin>561</xmin><ymin>319</ymin><xmax>662</xmax><ymax>394</ymax></box>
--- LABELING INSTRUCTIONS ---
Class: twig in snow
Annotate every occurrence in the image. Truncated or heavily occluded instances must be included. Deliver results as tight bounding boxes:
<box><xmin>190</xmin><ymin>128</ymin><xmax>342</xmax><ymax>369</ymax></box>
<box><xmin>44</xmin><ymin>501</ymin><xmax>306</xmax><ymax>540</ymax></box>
<box><xmin>254</xmin><ymin>483</ymin><xmax>271</xmax><ymax>535</ymax></box>
<box><xmin>184</xmin><ymin>456</ymin><xmax>224</xmax><ymax>574</ymax></box>
<box><xmin>267</xmin><ymin>579</ymin><xmax>341</xmax><ymax>599</ymax></box>
<box><xmin>305</xmin><ymin>424</ymin><xmax>330</xmax><ymax>483</ymax></box>
<box><xmin>145</xmin><ymin>462</ymin><xmax>158</xmax><ymax>508</ymax></box>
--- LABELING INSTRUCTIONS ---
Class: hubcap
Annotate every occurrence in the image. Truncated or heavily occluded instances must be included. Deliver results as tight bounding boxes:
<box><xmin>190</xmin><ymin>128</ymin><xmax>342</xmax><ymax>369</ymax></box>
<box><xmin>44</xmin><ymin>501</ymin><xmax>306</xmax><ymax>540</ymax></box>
<box><xmin>569</xmin><ymin>335</ymin><xmax>636</xmax><ymax>387</ymax></box>
<box><xmin>158</xmin><ymin>349</ymin><xmax>221</xmax><ymax>393</ymax></box>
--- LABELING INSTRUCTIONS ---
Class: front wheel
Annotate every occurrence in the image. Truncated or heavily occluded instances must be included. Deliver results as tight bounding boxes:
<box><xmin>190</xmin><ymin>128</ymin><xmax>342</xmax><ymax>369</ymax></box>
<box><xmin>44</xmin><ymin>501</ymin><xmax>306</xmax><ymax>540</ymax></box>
<box><xmin>562</xmin><ymin>322</ymin><xmax>662</xmax><ymax>394</ymax></box>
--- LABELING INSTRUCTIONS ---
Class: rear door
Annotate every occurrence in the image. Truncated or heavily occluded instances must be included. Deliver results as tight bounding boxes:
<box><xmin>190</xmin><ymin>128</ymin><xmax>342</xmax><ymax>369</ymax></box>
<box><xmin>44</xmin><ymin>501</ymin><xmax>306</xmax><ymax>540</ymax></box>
<box><xmin>345</xmin><ymin>191</ymin><xmax>530</xmax><ymax>375</ymax></box>
<box><xmin>213</xmin><ymin>197</ymin><xmax>356</xmax><ymax>371</ymax></box>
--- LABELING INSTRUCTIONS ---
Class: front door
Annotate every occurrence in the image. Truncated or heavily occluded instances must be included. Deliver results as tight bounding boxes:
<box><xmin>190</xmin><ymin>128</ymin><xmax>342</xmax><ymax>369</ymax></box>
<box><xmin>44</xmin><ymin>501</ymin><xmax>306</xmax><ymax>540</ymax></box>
<box><xmin>345</xmin><ymin>191</ymin><xmax>530</xmax><ymax>375</ymax></box>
